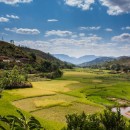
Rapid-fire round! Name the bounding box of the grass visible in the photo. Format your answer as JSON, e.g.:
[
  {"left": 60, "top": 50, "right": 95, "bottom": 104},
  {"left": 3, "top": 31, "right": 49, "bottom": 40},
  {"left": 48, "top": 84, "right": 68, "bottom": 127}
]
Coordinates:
[
  {"left": 34, "top": 99, "right": 72, "bottom": 108},
  {"left": 31, "top": 102, "right": 101, "bottom": 123},
  {"left": 7, "top": 80, "right": 79, "bottom": 98},
  {"left": 1, "top": 68, "right": 130, "bottom": 129}
]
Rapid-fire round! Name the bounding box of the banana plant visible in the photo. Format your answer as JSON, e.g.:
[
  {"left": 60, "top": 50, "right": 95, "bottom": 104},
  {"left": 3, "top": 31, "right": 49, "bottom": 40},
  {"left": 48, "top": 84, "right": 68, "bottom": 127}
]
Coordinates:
[{"left": 0, "top": 110, "right": 43, "bottom": 130}]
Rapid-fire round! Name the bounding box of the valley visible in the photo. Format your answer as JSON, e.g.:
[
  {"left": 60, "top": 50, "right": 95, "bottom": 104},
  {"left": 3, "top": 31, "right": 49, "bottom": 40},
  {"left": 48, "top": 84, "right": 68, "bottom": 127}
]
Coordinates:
[{"left": 1, "top": 68, "right": 130, "bottom": 129}]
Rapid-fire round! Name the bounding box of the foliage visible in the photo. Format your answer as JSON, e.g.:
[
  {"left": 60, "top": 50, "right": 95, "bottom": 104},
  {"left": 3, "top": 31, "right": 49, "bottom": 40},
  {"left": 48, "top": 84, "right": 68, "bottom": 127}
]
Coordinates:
[
  {"left": 64, "top": 109, "right": 129, "bottom": 130},
  {"left": 37, "top": 60, "right": 63, "bottom": 79},
  {"left": 0, "top": 88, "right": 3, "bottom": 98},
  {"left": 0, "top": 66, "right": 32, "bottom": 89},
  {"left": 65, "top": 112, "right": 101, "bottom": 130},
  {"left": 30, "top": 52, "right": 36, "bottom": 62},
  {"left": 0, "top": 41, "right": 74, "bottom": 71},
  {"left": 0, "top": 110, "right": 43, "bottom": 130},
  {"left": 100, "top": 108, "right": 126, "bottom": 130},
  {"left": 40, "top": 69, "right": 63, "bottom": 79}
]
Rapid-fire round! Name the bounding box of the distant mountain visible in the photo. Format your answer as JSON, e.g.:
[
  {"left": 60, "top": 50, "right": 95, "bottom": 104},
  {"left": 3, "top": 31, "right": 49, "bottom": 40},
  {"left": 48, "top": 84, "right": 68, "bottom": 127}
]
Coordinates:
[
  {"left": 53, "top": 54, "right": 99, "bottom": 64},
  {"left": 80, "top": 57, "right": 115, "bottom": 67},
  {"left": 108, "top": 56, "right": 130, "bottom": 66}
]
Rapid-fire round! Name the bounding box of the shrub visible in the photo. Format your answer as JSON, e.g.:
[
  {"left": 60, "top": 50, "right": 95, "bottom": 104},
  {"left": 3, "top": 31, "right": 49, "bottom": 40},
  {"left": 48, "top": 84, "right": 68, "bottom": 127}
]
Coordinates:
[
  {"left": 0, "top": 66, "right": 32, "bottom": 89},
  {"left": 40, "top": 69, "right": 63, "bottom": 79},
  {"left": 100, "top": 108, "right": 126, "bottom": 130},
  {"left": 64, "top": 109, "right": 129, "bottom": 130},
  {"left": 64, "top": 112, "right": 101, "bottom": 130}
]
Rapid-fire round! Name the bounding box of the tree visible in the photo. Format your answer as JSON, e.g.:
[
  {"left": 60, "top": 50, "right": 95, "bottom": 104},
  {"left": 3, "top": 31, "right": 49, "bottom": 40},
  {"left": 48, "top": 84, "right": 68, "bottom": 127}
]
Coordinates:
[
  {"left": 30, "top": 52, "right": 36, "bottom": 62},
  {"left": 0, "top": 66, "right": 32, "bottom": 89},
  {"left": 64, "top": 109, "right": 129, "bottom": 130},
  {"left": 65, "top": 112, "right": 101, "bottom": 130},
  {"left": 38, "top": 61, "right": 52, "bottom": 73},
  {"left": 100, "top": 108, "right": 126, "bottom": 130}
]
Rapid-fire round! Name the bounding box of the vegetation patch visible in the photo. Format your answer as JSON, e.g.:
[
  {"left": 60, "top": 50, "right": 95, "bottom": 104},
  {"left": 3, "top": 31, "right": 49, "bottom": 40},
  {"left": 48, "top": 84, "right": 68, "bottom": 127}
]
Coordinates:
[
  {"left": 0, "top": 66, "right": 32, "bottom": 89},
  {"left": 12, "top": 94, "right": 78, "bottom": 112},
  {"left": 31, "top": 103, "right": 101, "bottom": 123},
  {"left": 1, "top": 68, "right": 130, "bottom": 129},
  {"left": 8, "top": 88, "right": 56, "bottom": 98},
  {"left": 34, "top": 99, "right": 72, "bottom": 108}
]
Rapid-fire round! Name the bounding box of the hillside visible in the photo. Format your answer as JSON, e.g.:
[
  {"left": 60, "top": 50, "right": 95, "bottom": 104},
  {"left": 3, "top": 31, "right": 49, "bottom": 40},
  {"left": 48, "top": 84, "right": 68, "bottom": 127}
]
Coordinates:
[
  {"left": 80, "top": 56, "right": 130, "bottom": 72},
  {"left": 80, "top": 57, "right": 115, "bottom": 67},
  {"left": 105, "top": 56, "right": 130, "bottom": 69},
  {"left": 0, "top": 41, "right": 29, "bottom": 59},
  {"left": 0, "top": 41, "right": 70, "bottom": 69},
  {"left": 53, "top": 54, "right": 98, "bottom": 64},
  {"left": 113, "top": 56, "right": 130, "bottom": 66}
]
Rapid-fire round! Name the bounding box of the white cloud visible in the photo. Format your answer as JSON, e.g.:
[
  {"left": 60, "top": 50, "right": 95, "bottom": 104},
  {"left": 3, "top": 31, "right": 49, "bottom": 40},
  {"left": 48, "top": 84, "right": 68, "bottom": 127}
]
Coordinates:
[
  {"left": 0, "top": 17, "right": 9, "bottom": 22},
  {"left": 99, "top": 0, "right": 130, "bottom": 15},
  {"left": 79, "top": 26, "right": 101, "bottom": 30},
  {"left": 14, "top": 35, "right": 103, "bottom": 57},
  {"left": 105, "top": 28, "right": 113, "bottom": 32},
  {"left": 14, "top": 37, "right": 124, "bottom": 57},
  {"left": 45, "top": 30, "right": 73, "bottom": 37},
  {"left": 64, "top": 0, "right": 130, "bottom": 15},
  {"left": 5, "top": 27, "right": 40, "bottom": 35},
  {"left": 13, "top": 32, "right": 130, "bottom": 57},
  {"left": 6, "top": 14, "right": 19, "bottom": 19},
  {"left": 64, "top": 0, "right": 95, "bottom": 10},
  {"left": 47, "top": 19, "right": 58, "bottom": 22},
  {"left": 121, "top": 26, "right": 130, "bottom": 30},
  {"left": 79, "top": 33, "right": 85, "bottom": 37},
  {"left": 112, "top": 33, "right": 130, "bottom": 42},
  {"left": 0, "top": 0, "right": 32, "bottom": 5}
]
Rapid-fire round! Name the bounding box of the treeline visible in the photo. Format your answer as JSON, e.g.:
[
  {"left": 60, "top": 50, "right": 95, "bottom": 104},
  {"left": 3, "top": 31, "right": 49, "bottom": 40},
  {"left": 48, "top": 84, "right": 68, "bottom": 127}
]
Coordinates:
[
  {"left": 86, "top": 63, "right": 130, "bottom": 73},
  {"left": 0, "top": 60, "right": 72, "bottom": 79}
]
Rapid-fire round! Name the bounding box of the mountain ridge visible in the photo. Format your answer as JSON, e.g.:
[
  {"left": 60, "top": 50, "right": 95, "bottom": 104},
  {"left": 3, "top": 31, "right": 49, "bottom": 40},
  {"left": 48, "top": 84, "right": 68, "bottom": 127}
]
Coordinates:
[
  {"left": 80, "top": 57, "right": 115, "bottom": 67},
  {"left": 53, "top": 54, "right": 99, "bottom": 65}
]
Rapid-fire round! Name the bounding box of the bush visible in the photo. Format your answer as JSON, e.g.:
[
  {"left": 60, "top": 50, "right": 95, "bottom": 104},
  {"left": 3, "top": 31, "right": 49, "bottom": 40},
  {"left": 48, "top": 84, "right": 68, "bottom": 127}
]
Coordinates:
[
  {"left": 64, "top": 112, "right": 101, "bottom": 130},
  {"left": 40, "top": 69, "right": 63, "bottom": 79},
  {"left": 0, "top": 66, "right": 32, "bottom": 89},
  {"left": 64, "top": 109, "right": 129, "bottom": 130},
  {"left": 100, "top": 108, "right": 126, "bottom": 130}
]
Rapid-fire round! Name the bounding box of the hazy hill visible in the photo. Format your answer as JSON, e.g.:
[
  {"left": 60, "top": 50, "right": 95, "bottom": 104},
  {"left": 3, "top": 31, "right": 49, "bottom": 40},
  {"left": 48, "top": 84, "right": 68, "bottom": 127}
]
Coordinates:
[
  {"left": 107, "top": 56, "right": 130, "bottom": 66},
  {"left": 80, "top": 57, "right": 115, "bottom": 67},
  {"left": 53, "top": 54, "right": 98, "bottom": 64}
]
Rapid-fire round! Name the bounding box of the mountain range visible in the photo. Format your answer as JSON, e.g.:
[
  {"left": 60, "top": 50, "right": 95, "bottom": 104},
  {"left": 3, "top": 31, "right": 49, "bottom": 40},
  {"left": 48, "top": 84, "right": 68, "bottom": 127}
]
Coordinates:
[
  {"left": 53, "top": 54, "right": 99, "bottom": 65},
  {"left": 79, "top": 57, "right": 115, "bottom": 67}
]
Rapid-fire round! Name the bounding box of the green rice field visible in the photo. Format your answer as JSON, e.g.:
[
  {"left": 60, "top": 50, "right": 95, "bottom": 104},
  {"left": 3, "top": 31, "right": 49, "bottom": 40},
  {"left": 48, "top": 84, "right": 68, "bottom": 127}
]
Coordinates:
[{"left": 1, "top": 68, "right": 130, "bottom": 129}]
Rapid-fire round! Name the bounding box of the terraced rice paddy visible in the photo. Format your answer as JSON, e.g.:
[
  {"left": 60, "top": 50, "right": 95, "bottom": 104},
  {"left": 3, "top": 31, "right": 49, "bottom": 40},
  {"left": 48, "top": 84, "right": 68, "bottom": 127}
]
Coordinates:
[{"left": 1, "top": 69, "right": 130, "bottom": 129}]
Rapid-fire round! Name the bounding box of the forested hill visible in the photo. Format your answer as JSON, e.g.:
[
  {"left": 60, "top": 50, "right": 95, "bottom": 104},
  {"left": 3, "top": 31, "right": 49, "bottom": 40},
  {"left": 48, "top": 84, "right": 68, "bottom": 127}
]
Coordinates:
[
  {"left": 0, "top": 41, "right": 60, "bottom": 62},
  {"left": 80, "top": 55, "right": 130, "bottom": 72},
  {"left": 0, "top": 41, "right": 73, "bottom": 69},
  {"left": 112, "top": 56, "right": 130, "bottom": 66},
  {"left": 80, "top": 57, "right": 115, "bottom": 67}
]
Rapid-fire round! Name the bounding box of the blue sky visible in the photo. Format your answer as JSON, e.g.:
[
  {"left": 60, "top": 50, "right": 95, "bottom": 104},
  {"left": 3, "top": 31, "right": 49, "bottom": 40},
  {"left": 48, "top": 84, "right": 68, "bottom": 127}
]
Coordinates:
[{"left": 0, "top": 0, "right": 130, "bottom": 57}]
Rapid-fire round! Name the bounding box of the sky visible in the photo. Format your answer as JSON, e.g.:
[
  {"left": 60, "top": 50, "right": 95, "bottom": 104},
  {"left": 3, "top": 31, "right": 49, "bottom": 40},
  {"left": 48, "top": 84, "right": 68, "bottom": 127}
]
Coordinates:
[{"left": 0, "top": 0, "right": 130, "bottom": 57}]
